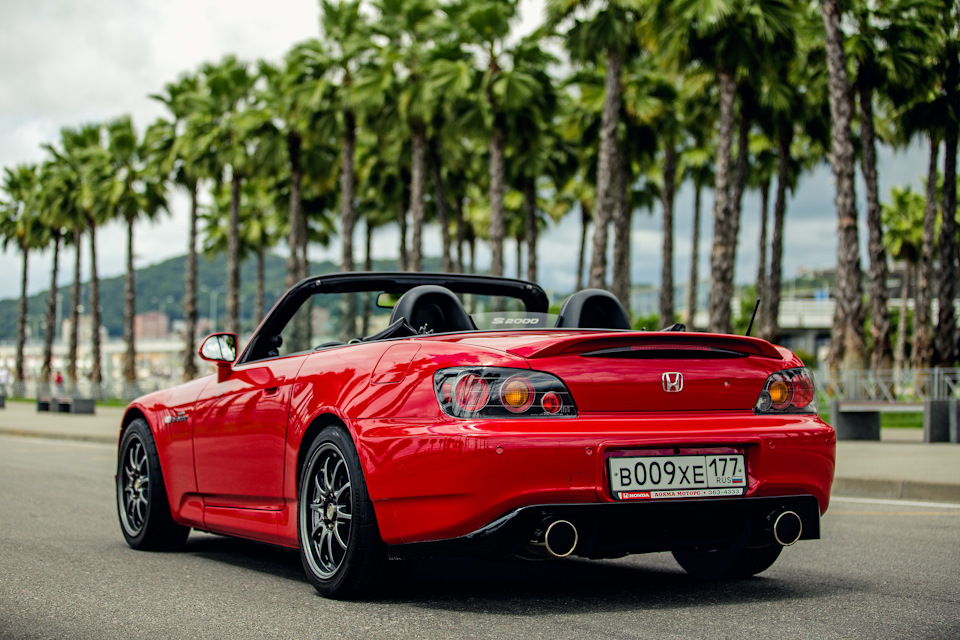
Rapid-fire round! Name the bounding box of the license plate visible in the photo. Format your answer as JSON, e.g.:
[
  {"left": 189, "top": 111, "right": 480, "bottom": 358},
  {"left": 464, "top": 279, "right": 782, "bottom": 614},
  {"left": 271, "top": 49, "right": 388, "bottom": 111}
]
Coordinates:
[{"left": 608, "top": 454, "right": 746, "bottom": 500}]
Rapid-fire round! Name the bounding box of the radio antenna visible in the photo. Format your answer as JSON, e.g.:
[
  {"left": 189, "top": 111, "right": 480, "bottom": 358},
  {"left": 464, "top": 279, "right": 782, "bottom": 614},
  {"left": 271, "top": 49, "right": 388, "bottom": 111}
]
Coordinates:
[{"left": 745, "top": 299, "right": 761, "bottom": 337}]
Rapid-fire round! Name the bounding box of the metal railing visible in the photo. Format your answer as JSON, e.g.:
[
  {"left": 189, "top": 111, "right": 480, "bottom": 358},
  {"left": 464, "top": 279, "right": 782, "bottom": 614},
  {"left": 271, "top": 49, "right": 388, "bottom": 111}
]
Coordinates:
[{"left": 813, "top": 368, "right": 960, "bottom": 403}]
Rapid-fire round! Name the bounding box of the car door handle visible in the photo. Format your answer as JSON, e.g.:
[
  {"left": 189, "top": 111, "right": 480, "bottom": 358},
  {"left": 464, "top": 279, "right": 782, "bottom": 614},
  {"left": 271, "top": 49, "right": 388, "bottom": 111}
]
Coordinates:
[{"left": 264, "top": 386, "right": 280, "bottom": 397}]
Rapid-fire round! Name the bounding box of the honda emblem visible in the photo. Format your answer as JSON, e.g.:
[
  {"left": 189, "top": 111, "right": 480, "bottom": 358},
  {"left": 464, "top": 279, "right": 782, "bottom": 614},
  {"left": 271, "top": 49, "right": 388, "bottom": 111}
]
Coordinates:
[{"left": 661, "top": 372, "right": 683, "bottom": 393}]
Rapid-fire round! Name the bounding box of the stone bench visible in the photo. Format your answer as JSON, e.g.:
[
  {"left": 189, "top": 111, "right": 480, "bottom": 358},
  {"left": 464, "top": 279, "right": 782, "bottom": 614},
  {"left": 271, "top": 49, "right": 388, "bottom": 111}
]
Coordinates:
[
  {"left": 36, "top": 396, "right": 96, "bottom": 414},
  {"left": 830, "top": 400, "right": 958, "bottom": 442}
]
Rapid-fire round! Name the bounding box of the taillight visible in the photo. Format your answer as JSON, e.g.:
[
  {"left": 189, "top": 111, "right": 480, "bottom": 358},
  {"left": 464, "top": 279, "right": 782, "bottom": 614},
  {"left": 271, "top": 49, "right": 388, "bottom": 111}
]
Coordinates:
[
  {"left": 434, "top": 367, "right": 577, "bottom": 418},
  {"left": 754, "top": 367, "right": 818, "bottom": 414}
]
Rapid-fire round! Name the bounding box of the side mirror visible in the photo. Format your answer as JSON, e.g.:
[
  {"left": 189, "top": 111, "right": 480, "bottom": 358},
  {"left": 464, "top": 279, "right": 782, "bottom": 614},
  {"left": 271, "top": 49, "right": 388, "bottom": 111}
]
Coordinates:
[{"left": 199, "top": 333, "right": 238, "bottom": 382}]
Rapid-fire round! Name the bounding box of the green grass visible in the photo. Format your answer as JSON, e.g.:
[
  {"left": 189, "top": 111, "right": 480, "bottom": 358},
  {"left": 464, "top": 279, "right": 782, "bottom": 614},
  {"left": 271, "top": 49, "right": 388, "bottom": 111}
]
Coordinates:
[{"left": 820, "top": 410, "right": 923, "bottom": 429}]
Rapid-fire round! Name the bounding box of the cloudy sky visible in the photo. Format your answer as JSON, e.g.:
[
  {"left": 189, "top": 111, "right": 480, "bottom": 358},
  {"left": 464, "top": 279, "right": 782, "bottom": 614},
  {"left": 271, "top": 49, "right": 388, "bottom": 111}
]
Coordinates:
[{"left": 0, "top": 0, "right": 928, "bottom": 304}]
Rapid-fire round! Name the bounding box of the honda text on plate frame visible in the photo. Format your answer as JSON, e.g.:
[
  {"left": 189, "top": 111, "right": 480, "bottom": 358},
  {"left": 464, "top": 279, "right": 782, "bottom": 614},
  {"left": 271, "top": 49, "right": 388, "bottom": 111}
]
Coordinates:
[{"left": 115, "top": 272, "right": 834, "bottom": 598}]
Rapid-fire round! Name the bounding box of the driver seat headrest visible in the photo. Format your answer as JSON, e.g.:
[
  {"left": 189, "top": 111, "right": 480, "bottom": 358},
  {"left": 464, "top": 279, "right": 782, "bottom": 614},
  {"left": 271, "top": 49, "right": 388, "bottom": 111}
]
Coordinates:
[
  {"left": 555, "top": 288, "right": 631, "bottom": 330},
  {"left": 389, "top": 285, "right": 474, "bottom": 335}
]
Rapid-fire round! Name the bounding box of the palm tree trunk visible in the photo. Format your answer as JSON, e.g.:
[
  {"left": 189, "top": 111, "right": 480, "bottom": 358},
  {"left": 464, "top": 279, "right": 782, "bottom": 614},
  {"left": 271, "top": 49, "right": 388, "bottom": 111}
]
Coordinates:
[
  {"left": 255, "top": 245, "right": 265, "bottom": 325},
  {"left": 659, "top": 141, "right": 678, "bottom": 325},
  {"left": 362, "top": 220, "right": 374, "bottom": 335},
  {"left": 936, "top": 48, "right": 959, "bottom": 365},
  {"left": 859, "top": 79, "right": 892, "bottom": 370},
  {"left": 15, "top": 247, "right": 28, "bottom": 393},
  {"left": 428, "top": 135, "right": 452, "bottom": 273},
  {"left": 398, "top": 185, "right": 409, "bottom": 271},
  {"left": 341, "top": 109, "right": 357, "bottom": 273},
  {"left": 576, "top": 204, "right": 590, "bottom": 292},
  {"left": 226, "top": 170, "right": 242, "bottom": 336},
  {"left": 41, "top": 233, "right": 61, "bottom": 392},
  {"left": 489, "top": 119, "right": 506, "bottom": 278},
  {"left": 410, "top": 125, "right": 426, "bottom": 272},
  {"left": 516, "top": 237, "right": 523, "bottom": 279},
  {"left": 822, "top": 0, "right": 867, "bottom": 371},
  {"left": 765, "top": 128, "right": 792, "bottom": 345},
  {"left": 286, "top": 131, "right": 304, "bottom": 289},
  {"left": 708, "top": 69, "right": 737, "bottom": 333},
  {"left": 914, "top": 136, "right": 940, "bottom": 368},
  {"left": 894, "top": 261, "right": 911, "bottom": 376},
  {"left": 182, "top": 182, "right": 199, "bottom": 381},
  {"left": 67, "top": 230, "right": 81, "bottom": 392},
  {"left": 589, "top": 51, "right": 623, "bottom": 290},
  {"left": 123, "top": 218, "right": 137, "bottom": 388},
  {"left": 524, "top": 177, "right": 538, "bottom": 282},
  {"left": 686, "top": 185, "right": 701, "bottom": 328},
  {"left": 454, "top": 195, "right": 465, "bottom": 273},
  {"left": 612, "top": 148, "right": 631, "bottom": 314},
  {"left": 89, "top": 223, "right": 103, "bottom": 395},
  {"left": 756, "top": 179, "right": 770, "bottom": 338}
]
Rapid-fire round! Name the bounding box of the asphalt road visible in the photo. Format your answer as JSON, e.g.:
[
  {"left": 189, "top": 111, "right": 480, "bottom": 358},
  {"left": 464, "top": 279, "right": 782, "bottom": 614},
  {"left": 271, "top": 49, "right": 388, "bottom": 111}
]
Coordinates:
[{"left": 1, "top": 434, "right": 958, "bottom": 640}]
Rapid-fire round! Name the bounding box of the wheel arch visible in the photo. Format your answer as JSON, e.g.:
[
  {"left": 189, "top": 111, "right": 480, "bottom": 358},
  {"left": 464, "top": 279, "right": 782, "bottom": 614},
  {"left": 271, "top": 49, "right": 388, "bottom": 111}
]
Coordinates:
[
  {"left": 296, "top": 412, "right": 351, "bottom": 498},
  {"left": 119, "top": 407, "right": 150, "bottom": 446}
]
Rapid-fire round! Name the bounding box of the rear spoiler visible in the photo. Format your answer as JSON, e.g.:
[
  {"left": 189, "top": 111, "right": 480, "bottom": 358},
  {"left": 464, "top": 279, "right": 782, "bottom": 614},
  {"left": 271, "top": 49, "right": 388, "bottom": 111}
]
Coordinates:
[{"left": 505, "top": 331, "right": 784, "bottom": 360}]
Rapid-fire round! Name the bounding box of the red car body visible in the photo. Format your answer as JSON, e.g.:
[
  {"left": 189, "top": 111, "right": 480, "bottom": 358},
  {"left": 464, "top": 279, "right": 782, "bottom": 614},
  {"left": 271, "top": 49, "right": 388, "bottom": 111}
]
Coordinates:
[{"left": 118, "top": 273, "right": 835, "bottom": 596}]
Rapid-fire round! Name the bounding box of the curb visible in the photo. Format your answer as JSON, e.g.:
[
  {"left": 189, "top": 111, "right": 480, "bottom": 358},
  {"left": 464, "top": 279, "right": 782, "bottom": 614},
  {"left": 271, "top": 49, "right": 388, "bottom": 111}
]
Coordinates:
[
  {"left": 4, "top": 427, "right": 960, "bottom": 505},
  {"left": 832, "top": 477, "right": 960, "bottom": 504},
  {"left": 0, "top": 429, "right": 116, "bottom": 445}
]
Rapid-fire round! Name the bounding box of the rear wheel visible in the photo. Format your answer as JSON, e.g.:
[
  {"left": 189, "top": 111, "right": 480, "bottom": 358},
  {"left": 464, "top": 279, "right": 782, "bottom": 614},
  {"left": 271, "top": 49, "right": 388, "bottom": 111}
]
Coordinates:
[
  {"left": 673, "top": 544, "right": 782, "bottom": 579},
  {"left": 116, "top": 419, "right": 190, "bottom": 551},
  {"left": 298, "top": 426, "right": 384, "bottom": 598}
]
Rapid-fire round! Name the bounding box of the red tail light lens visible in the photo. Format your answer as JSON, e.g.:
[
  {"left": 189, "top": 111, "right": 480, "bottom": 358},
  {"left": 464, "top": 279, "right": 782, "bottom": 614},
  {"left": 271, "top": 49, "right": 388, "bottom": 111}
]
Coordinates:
[
  {"left": 755, "top": 367, "right": 818, "bottom": 414},
  {"left": 453, "top": 374, "right": 491, "bottom": 413}
]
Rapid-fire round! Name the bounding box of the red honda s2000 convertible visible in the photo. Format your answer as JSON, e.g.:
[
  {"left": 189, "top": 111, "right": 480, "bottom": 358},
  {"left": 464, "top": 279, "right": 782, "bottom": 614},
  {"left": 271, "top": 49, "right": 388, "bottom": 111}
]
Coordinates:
[{"left": 117, "top": 272, "right": 835, "bottom": 598}]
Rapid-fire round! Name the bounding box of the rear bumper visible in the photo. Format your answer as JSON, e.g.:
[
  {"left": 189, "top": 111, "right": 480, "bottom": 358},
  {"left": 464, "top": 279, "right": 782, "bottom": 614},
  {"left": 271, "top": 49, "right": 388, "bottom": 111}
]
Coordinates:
[
  {"left": 356, "top": 413, "right": 835, "bottom": 545},
  {"left": 390, "top": 495, "right": 821, "bottom": 559}
]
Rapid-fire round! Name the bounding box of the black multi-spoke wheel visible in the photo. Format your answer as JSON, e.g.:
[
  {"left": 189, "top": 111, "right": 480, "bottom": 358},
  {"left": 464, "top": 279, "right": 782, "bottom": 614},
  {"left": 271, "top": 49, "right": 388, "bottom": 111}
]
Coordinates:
[
  {"left": 116, "top": 419, "right": 189, "bottom": 551},
  {"left": 298, "top": 426, "right": 384, "bottom": 598}
]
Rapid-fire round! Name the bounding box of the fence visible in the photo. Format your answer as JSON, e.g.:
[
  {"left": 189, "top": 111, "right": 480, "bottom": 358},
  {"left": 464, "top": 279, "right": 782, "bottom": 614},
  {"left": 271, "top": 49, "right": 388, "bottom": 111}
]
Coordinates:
[{"left": 813, "top": 368, "right": 960, "bottom": 403}]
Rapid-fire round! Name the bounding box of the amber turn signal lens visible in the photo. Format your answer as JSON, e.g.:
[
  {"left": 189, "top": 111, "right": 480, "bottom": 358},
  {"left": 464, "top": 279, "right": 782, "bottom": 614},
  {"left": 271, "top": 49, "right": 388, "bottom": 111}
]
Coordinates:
[
  {"left": 769, "top": 379, "right": 791, "bottom": 408},
  {"left": 500, "top": 376, "right": 535, "bottom": 413}
]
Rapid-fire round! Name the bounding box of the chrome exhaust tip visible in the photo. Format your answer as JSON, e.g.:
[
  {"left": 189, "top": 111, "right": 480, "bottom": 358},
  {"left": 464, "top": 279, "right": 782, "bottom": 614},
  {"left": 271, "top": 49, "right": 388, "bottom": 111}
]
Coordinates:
[
  {"left": 771, "top": 510, "right": 802, "bottom": 546},
  {"left": 543, "top": 519, "right": 578, "bottom": 558}
]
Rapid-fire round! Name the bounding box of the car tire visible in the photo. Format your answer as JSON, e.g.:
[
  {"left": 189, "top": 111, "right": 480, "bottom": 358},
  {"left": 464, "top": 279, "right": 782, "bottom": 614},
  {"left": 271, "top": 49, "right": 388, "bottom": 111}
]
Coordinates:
[
  {"left": 672, "top": 544, "right": 782, "bottom": 580},
  {"left": 297, "top": 425, "right": 385, "bottom": 599},
  {"left": 116, "top": 418, "right": 190, "bottom": 551}
]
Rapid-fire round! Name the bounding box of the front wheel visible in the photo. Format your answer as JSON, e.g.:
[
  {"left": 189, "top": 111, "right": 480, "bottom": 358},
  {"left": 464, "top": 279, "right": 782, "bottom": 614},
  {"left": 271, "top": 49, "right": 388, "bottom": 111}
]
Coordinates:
[
  {"left": 116, "top": 419, "right": 190, "bottom": 551},
  {"left": 298, "top": 426, "right": 384, "bottom": 598}
]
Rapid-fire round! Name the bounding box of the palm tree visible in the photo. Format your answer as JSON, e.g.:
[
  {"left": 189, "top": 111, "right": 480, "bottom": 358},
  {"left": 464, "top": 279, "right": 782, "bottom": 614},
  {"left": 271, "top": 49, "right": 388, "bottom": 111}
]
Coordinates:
[
  {"left": 934, "top": 4, "right": 960, "bottom": 365},
  {"left": 46, "top": 124, "right": 111, "bottom": 395},
  {"left": 821, "top": 0, "right": 868, "bottom": 370},
  {"left": 883, "top": 185, "right": 925, "bottom": 374},
  {"left": 441, "top": 0, "right": 525, "bottom": 279},
  {"left": 37, "top": 162, "right": 70, "bottom": 393},
  {"left": 149, "top": 72, "right": 214, "bottom": 381},
  {"left": 193, "top": 56, "right": 260, "bottom": 336},
  {"left": 549, "top": 0, "right": 644, "bottom": 290},
  {"left": 320, "top": 0, "right": 371, "bottom": 279},
  {"left": 259, "top": 39, "right": 336, "bottom": 288},
  {"left": 849, "top": 0, "right": 936, "bottom": 368},
  {"left": 106, "top": 116, "right": 169, "bottom": 397},
  {"left": 0, "top": 164, "right": 44, "bottom": 397},
  {"left": 663, "top": 0, "right": 799, "bottom": 334}
]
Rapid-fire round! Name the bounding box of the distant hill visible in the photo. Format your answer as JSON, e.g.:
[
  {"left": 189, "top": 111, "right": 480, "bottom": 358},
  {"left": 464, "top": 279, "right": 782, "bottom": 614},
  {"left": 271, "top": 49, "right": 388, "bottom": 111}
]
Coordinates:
[{"left": 0, "top": 253, "right": 436, "bottom": 342}]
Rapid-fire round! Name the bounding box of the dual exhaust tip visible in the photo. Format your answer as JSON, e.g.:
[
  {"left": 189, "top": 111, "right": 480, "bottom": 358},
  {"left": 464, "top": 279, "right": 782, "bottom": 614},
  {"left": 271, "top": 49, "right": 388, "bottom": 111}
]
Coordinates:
[{"left": 527, "top": 509, "right": 800, "bottom": 559}]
